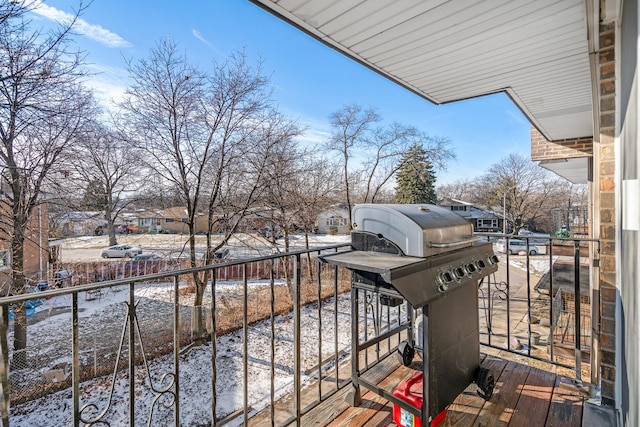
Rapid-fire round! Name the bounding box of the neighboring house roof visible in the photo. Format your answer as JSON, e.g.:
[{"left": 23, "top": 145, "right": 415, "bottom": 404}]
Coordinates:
[
  {"left": 318, "top": 204, "right": 349, "bottom": 217},
  {"left": 135, "top": 207, "right": 205, "bottom": 220},
  {"left": 437, "top": 199, "right": 501, "bottom": 220},
  {"left": 58, "top": 211, "right": 103, "bottom": 222},
  {"left": 162, "top": 206, "right": 189, "bottom": 219}
]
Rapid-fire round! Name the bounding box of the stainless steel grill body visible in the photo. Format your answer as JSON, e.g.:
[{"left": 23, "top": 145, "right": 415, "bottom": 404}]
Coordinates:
[{"left": 320, "top": 203, "right": 497, "bottom": 422}]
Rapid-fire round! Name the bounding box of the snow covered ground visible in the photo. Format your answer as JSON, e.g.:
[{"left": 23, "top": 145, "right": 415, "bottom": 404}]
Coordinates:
[{"left": 7, "top": 276, "right": 392, "bottom": 426}]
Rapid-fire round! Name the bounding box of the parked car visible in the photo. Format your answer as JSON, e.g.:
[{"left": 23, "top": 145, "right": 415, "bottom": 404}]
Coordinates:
[
  {"left": 517, "top": 228, "right": 533, "bottom": 236},
  {"left": 101, "top": 244, "right": 142, "bottom": 258},
  {"left": 258, "top": 227, "right": 283, "bottom": 239},
  {"left": 496, "top": 239, "right": 539, "bottom": 255},
  {"left": 131, "top": 253, "right": 160, "bottom": 261}
]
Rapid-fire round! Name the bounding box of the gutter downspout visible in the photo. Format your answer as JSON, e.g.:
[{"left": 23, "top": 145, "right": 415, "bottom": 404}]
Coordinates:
[{"left": 585, "top": 0, "right": 602, "bottom": 393}]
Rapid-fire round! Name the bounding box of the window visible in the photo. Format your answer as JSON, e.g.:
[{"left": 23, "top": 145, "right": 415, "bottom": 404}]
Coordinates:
[
  {"left": 181, "top": 218, "right": 189, "bottom": 224},
  {"left": 450, "top": 206, "right": 467, "bottom": 211},
  {"left": 140, "top": 218, "right": 153, "bottom": 227},
  {"left": 165, "top": 218, "right": 175, "bottom": 223},
  {"left": 477, "top": 219, "right": 498, "bottom": 229},
  {"left": 326, "top": 216, "right": 347, "bottom": 227},
  {"left": 0, "top": 250, "right": 10, "bottom": 270}
]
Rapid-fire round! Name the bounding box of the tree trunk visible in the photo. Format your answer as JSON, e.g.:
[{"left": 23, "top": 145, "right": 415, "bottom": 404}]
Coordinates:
[
  {"left": 11, "top": 306, "right": 27, "bottom": 368},
  {"left": 11, "top": 221, "right": 28, "bottom": 367},
  {"left": 189, "top": 225, "right": 208, "bottom": 344},
  {"left": 104, "top": 202, "right": 118, "bottom": 246}
]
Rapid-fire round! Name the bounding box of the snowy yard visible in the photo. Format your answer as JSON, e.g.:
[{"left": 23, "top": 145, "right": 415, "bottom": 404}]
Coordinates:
[{"left": 6, "top": 277, "right": 393, "bottom": 426}]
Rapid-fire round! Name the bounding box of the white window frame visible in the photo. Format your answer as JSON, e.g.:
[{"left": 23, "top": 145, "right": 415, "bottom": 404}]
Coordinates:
[
  {"left": 326, "top": 216, "right": 347, "bottom": 227},
  {"left": 0, "top": 250, "right": 10, "bottom": 270}
]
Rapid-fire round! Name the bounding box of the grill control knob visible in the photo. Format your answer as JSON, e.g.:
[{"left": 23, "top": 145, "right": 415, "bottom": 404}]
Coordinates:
[
  {"left": 453, "top": 267, "right": 466, "bottom": 279},
  {"left": 438, "top": 281, "right": 448, "bottom": 293},
  {"left": 441, "top": 271, "right": 454, "bottom": 283},
  {"left": 476, "top": 259, "right": 486, "bottom": 270},
  {"left": 488, "top": 255, "right": 499, "bottom": 265},
  {"left": 437, "top": 271, "right": 453, "bottom": 292},
  {"left": 466, "top": 263, "right": 477, "bottom": 274}
]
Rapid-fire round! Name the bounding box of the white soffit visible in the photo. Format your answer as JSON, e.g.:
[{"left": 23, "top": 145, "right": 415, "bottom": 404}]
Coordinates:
[
  {"left": 250, "top": 0, "right": 594, "bottom": 141},
  {"left": 539, "top": 157, "right": 590, "bottom": 184}
]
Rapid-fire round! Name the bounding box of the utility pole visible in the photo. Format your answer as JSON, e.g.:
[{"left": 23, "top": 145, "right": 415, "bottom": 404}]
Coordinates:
[{"left": 502, "top": 192, "right": 507, "bottom": 234}]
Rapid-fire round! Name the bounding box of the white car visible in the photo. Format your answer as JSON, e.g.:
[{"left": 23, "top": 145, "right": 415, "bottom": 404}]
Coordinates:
[
  {"left": 101, "top": 244, "right": 142, "bottom": 258},
  {"left": 496, "top": 239, "right": 539, "bottom": 255}
]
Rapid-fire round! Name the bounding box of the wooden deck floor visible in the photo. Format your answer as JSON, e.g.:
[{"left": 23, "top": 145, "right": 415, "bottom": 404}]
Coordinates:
[{"left": 301, "top": 353, "right": 588, "bottom": 427}]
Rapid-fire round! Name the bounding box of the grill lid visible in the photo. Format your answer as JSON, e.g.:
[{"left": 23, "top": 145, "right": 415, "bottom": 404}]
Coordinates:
[{"left": 352, "top": 204, "right": 478, "bottom": 257}]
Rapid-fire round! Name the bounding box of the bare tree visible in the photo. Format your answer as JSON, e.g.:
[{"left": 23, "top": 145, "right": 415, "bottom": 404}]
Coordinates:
[
  {"left": 120, "top": 39, "right": 300, "bottom": 338},
  {"left": 0, "top": 1, "right": 95, "bottom": 363},
  {"left": 328, "top": 104, "right": 455, "bottom": 226},
  {"left": 478, "top": 153, "right": 556, "bottom": 232},
  {"left": 362, "top": 128, "right": 454, "bottom": 203},
  {"left": 0, "top": 0, "right": 30, "bottom": 27},
  {"left": 436, "top": 178, "right": 480, "bottom": 203},
  {"left": 327, "top": 104, "right": 379, "bottom": 227},
  {"left": 70, "top": 122, "right": 143, "bottom": 245},
  {"left": 537, "top": 181, "right": 588, "bottom": 234}
]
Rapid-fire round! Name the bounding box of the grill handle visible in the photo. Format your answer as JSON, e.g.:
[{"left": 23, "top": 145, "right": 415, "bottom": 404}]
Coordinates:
[{"left": 428, "top": 236, "right": 481, "bottom": 248}]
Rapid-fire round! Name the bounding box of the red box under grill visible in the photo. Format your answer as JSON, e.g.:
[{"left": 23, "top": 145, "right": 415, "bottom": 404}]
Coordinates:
[{"left": 393, "top": 371, "right": 446, "bottom": 427}]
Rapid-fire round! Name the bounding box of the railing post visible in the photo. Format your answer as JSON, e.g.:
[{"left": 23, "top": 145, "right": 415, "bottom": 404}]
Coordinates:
[
  {"left": 548, "top": 241, "right": 554, "bottom": 361},
  {"left": 243, "top": 263, "right": 249, "bottom": 426},
  {"left": 269, "top": 259, "right": 276, "bottom": 426},
  {"left": 210, "top": 271, "right": 218, "bottom": 427},
  {"left": 317, "top": 257, "right": 322, "bottom": 401},
  {"left": 72, "top": 293, "right": 80, "bottom": 427},
  {"left": 173, "top": 275, "right": 180, "bottom": 427},
  {"left": 128, "top": 283, "right": 135, "bottom": 425},
  {"left": 590, "top": 241, "right": 601, "bottom": 391},
  {"left": 333, "top": 265, "right": 339, "bottom": 389},
  {"left": 525, "top": 239, "right": 532, "bottom": 356},
  {"left": 573, "top": 240, "right": 582, "bottom": 383},
  {"left": 0, "top": 306, "right": 10, "bottom": 427},
  {"left": 293, "top": 254, "right": 301, "bottom": 425}
]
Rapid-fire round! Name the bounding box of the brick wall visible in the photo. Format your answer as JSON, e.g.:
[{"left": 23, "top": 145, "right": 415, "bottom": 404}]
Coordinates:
[
  {"left": 597, "top": 20, "right": 616, "bottom": 407},
  {"left": 530, "top": 127, "right": 593, "bottom": 161}
]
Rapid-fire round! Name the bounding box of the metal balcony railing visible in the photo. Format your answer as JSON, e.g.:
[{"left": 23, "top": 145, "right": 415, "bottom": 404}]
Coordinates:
[
  {"left": 475, "top": 233, "right": 600, "bottom": 386},
  {"left": 0, "top": 235, "right": 600, "bottom": 426}
]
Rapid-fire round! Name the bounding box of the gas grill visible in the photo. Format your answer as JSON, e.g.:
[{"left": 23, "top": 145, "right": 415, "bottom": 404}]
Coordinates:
[{"left": 320, "top": 204, "right": 498, "bottom": 424}]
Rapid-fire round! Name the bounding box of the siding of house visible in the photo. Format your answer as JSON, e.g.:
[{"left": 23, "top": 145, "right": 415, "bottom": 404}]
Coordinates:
[
  {"left": 438, "top": 199, "right": 503, "bottom": 232},
  {"left": 317, "top": 208, "right": 350, "bottom": 234},
  {"left": 138, "top": 207, "right": 211, "bottom": 234},
  {"left": 0, "top": 202, "right": 49, "bottom": 293}
]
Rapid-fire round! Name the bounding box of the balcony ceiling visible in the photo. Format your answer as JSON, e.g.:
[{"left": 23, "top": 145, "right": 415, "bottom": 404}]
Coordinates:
[{"left": 250, "top": 0, "right": 594, "bottom": 142}]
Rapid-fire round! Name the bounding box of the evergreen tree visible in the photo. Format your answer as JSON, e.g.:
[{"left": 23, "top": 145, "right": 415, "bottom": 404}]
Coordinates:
[
  {"left": 395, "top": 143, "right": 437, "bottom": 204},
  {"left": 81, "top": 179, "right": 108, "bottom": 211}
]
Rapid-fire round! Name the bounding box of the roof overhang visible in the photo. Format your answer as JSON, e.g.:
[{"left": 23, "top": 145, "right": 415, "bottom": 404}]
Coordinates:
[
  {"left": 250, "top": 0, "right": 596, "bottom": 142},
  {"left": 539, "top": 157, "right": 591, "bottom": 184}
]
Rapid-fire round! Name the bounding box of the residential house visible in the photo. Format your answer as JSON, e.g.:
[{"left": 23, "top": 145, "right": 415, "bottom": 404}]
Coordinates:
[
  {"left": 55, "top": 211, "right": 106, "bottom": 237},
  {"left": 0, "top": 202, "right": 49, "bottom": 295},
  {"left": 137, "top": 207, "right": 210, "bottom": 234},
  {"left": 251, "top": 1, "right": 637, "bottom": 424},
  {"left": 317, "top": 204, "right": 350, "bottom": 234},
  {"left": 438, "top": 198, "right": 504, "bottom": 233}
]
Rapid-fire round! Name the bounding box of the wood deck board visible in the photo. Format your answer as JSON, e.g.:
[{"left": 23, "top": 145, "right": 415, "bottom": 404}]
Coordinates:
[
  {"left": 441, "top": 355, "right": 508, "bottom": 426},
  {"left": 298, "top": 354, "right": 401, "bottom": 426},
  {"left": 545, "top": 376, "right": 586, "bottom": 427},
  {"left": 476, "top": 360, "right": 531, "bottom": 426},
  {"left": 509, "top": 367, "right": 557, "bottom": 427},
  {"left": 254, "top": 353, "right": 586, "bottom": 427},
  {"left": 329, "top": 362, "right": 413, "bottom": 426}
]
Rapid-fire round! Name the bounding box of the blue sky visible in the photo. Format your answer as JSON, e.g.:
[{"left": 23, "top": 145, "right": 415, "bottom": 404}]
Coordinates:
[{"left": 30, "top": 0, "right": 532, "bottom": 185}]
